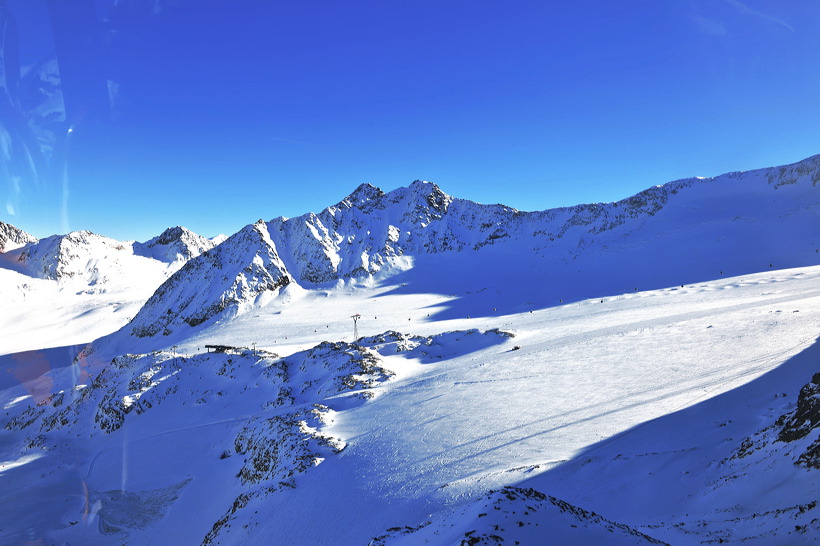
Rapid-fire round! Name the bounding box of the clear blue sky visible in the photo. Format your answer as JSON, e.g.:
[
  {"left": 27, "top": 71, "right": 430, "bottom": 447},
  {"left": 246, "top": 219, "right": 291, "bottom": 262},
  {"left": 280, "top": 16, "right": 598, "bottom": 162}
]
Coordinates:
[{"left": 4, "top": 0, "right": 820, "bottom": 241}]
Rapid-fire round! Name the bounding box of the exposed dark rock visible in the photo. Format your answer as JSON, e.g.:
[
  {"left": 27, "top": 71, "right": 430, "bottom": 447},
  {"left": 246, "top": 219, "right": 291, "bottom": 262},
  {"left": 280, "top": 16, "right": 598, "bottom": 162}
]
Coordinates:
[
  {"left": 777, "top": 372, "right": 820, "bottom": 443},
  {"left": 0, "top": 221, "right": 37, "bottom": 253},
  {"left": 370, "top": 486, "right": 668, "bottom": 545}
]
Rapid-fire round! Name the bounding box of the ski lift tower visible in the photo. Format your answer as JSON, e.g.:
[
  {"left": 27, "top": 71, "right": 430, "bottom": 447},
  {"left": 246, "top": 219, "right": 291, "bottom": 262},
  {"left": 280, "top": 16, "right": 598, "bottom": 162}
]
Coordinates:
[{"left": 351, "top": 313, "right": 362, "bottom": 347}]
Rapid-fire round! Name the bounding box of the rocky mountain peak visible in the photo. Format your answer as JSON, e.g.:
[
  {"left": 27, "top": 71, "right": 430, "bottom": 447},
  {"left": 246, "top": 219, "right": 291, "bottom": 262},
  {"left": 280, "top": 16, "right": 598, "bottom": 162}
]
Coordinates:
[
  {"left": 15, "top": 230, "right": 129, "bottom": 281},
  {"left": 341, "top": 183, "right": 385, "bottom": 207},
  {"left": 152, "top": 226, "right": 194, "bottom": 245},
  {"left": 128, "top": 219, "right": 291, "bottom": 338},
  {"left": 403, "top": 179, "right": 452, "bottom": 217},
  {"left": 408, "top": 179, "right": 439, "bottom": 192},
  {"left": 0, "top": 221, "right": 38, "bottom": 253},
  {"left": 134, "top": 225, "right": 219, "bottom": 263}
]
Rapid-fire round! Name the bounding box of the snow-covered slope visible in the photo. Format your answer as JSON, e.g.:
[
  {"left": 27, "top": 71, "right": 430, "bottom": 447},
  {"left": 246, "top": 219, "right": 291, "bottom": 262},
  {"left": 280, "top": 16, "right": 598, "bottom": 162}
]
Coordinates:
[
  {"left": 0, "top": 220, "right": 37, "bottom": 253},
  {"left": 127, "top": 221, "right": 291, "bottom": 339},
  {"left": 12, "top": 230, "right": 147, "bottom": 283},
  {"left": 0, "top": 328, "right": 510, "bottom": 544},
  {"left": 1, "top": 154, "right": 819, "bottom": 545},
  {"left": 8, "top": 226, "right": 219, "bottom": 283},
  {"left": 0, "top": 225, "right": 217, "bottom": 356},
  {"left": 374, "top": 338, "right": 820, "bottom": 544},
  {"left": 2, "top": 264, "right": 813, "bottom": 545},
  {"left": 507, "top": 336, "right": 820, "bottom": 545}
]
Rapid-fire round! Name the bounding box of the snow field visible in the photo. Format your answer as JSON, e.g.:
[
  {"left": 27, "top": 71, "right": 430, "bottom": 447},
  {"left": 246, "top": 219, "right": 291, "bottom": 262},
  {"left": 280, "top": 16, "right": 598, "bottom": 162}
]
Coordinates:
[{"left": 112, "top": 265, "right": 817, "bottom": 544}]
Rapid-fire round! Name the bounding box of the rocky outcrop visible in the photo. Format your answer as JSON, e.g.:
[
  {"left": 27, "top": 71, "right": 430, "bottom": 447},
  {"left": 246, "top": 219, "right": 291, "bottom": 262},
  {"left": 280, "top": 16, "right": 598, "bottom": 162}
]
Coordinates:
[
  {"left": 370, "top": 486, "right": 668, "bottom": 545},
  {"left": 778, "top": 373, "right": 820, "bottom": 443},
  {"left": 0, "top": 221, "right": 37, "bottom": 253},
  {"left": 777, "top": 372, "right": 820, "bottom": 469},
  {"left": 0, "top": 332, "right": 413, "bottom": 542},
  {"left": 133, "top": 225, "right": 221, "bottom": 263},
  {"left": 726, "top": 372, "right": 820, "bottom": 471}
]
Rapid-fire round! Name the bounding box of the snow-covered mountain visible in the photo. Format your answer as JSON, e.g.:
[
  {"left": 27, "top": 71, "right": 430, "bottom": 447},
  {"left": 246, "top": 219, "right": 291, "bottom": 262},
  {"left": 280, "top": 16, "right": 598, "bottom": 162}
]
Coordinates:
[
  {"left": 267, "top": 155, "right": 818, "bottom": 285},
  {"left": 6, "top": 226, "right": 219, "bottom": 283},
  {"left": 0, "top": 154, "right": 819, "bottom": 545},
  {"left": 0, "top": 225, "right": 221, "bottom": 355},
  {"left": 13, "top": 230, "right": 145, "bottom": 283},
  {"left": 129, "top": 221, "right": 291, "bottom": 338},
  {"left": 132, "top": 225, "right": 224, "bottom": 263},
  {"left": 114, "top": 154, "right": 820, "bottom": 347},
  {"left": 0, "top": 220, "right": 37, "bottom": 253}
]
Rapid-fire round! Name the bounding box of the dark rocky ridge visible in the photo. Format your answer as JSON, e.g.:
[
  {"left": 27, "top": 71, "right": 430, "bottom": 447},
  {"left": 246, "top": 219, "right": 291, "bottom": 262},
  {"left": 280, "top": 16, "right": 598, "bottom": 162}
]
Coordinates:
[
  {"left": 778, "top": 372, "right": 820, "bottom": 469},
  {"left": 0, "top": 220, "right": 37, "bottom": 253}
]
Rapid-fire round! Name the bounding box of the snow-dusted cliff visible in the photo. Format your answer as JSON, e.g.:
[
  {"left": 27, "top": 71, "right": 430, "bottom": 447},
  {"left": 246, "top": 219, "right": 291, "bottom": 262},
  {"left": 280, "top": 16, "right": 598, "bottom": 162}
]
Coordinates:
[
  {"left": 129, "top": 221, "right": 290, "bottom": 337},
  {"left": 0, "top": 220, "right": 37, "bottom": 253}
]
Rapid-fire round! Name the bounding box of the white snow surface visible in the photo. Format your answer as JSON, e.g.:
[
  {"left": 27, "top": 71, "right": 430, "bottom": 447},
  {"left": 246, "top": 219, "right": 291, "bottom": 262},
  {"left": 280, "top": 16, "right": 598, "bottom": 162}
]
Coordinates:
[
  {"left": 0, "top": 225, "right": 218, "bottom": 356},
  {"left": 0, "top": 154, "right": 819, "bottom": 544}
]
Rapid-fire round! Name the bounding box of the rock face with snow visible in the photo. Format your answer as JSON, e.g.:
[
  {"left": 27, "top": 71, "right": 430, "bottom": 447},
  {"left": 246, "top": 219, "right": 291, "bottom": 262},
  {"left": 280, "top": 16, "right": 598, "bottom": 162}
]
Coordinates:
[
  {"left": 15, "top": 230, "right": 136, "bottom": 282},
  {"left": 4, "top": 336, "right": 396, "bottom": 446},
  {"left": 5, "top": 225, "right": 217, "bottom": 286},
  {"left": 116, "top": 155, "right": 820, "bottom": 342},
  {"left": 129, "top": 221, "right": 291, "bottom": 337},
  {"left": 263, "top": 154, "right": 819, "bottom": 285},
  {"left": 0, "top": 221, "right": 37, "bottom": 253},
  {"left": 727, "top": 372, "right": 820, "bottom": 472},
  {"left": 2, "top": 343, "right": 353, "bottom": 540},
  {"left": 2, "top": 327, "right": 508, "bottom": 543},
  {"left": 133, "top": 226, "right": 221, "bottom": 263},
  {"left": 776, "top": 373, "right": 820, "bottom": 469},
  {"left": 777, "top": 373, "right": 820, "bottom": 446},
  {"left": 371, "top": 486, "right": 668, "bottom": 545},
  {"left": 266, "top": 181, "right": 457, "bottom": 282}
]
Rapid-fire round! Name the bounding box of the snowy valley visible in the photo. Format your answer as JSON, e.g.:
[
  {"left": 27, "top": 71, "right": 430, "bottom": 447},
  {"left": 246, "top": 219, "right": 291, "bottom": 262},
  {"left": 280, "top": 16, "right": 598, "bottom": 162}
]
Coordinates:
[{"left": 0, "top": 155, "right": 819, "bottom": 544}]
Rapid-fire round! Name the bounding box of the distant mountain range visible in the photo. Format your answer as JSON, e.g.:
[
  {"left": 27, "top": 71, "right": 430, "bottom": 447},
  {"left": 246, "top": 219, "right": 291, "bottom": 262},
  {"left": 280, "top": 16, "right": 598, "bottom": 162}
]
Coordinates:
[{"left": 3, "top": 154, "right": 819, "bottom": 342}]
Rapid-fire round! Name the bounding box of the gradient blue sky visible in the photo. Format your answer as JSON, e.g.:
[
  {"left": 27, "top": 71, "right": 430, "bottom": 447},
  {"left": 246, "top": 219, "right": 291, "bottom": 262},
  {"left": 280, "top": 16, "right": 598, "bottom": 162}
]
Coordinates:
[{"left": 5, "top": 0, "right": 820, "bottom": 241}]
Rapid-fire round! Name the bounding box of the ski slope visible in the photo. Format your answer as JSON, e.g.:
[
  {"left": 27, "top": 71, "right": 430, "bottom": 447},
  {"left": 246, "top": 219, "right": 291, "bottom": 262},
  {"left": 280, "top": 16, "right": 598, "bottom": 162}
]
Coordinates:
[
  {"left": 0, "top": 155, "right": 818, "bottom": 543},
  {"left": 1, "top": 264, "right": 817, "bottom": 544}
]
